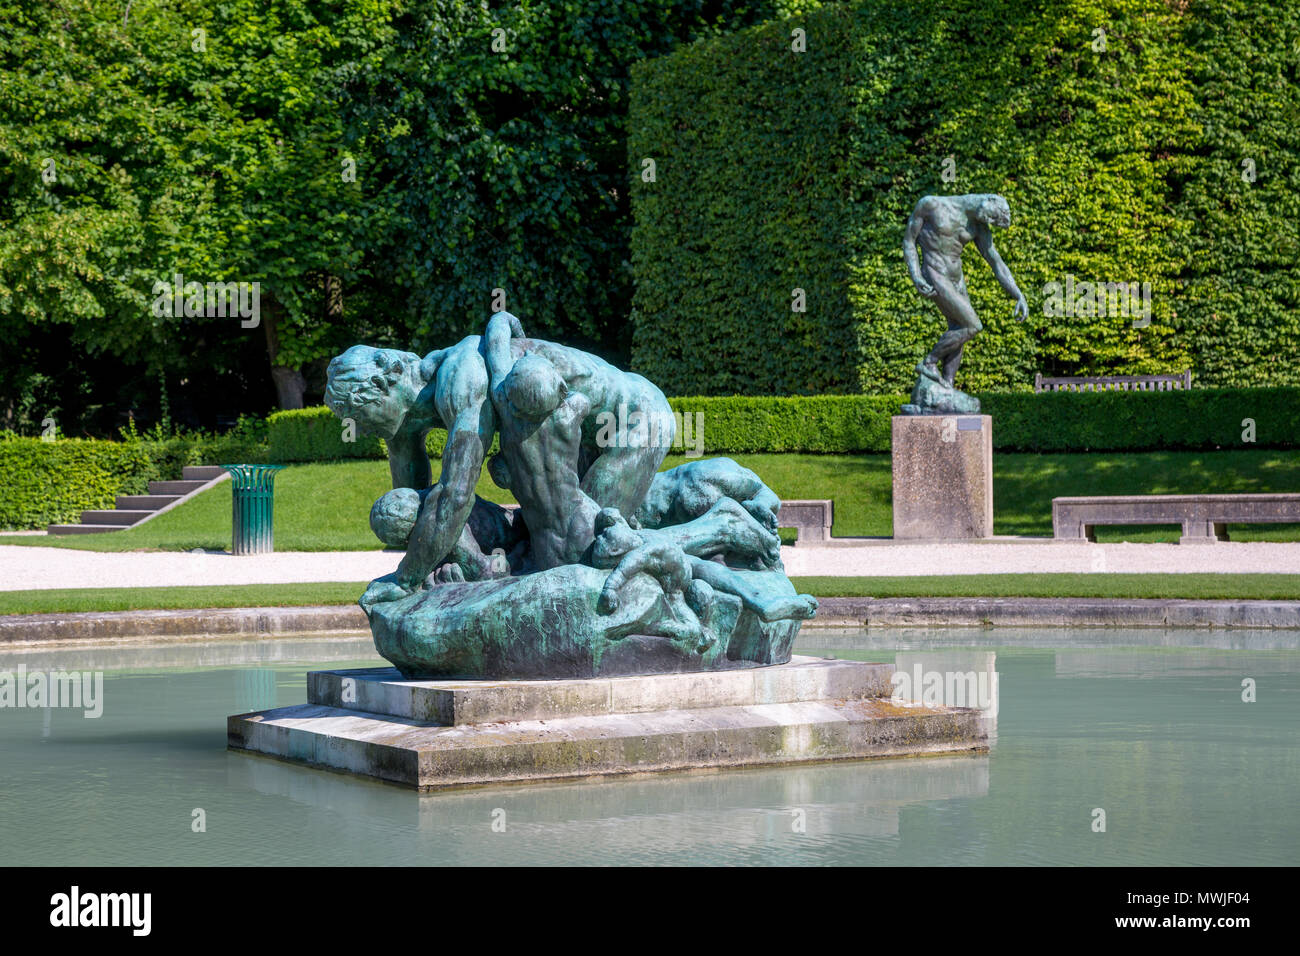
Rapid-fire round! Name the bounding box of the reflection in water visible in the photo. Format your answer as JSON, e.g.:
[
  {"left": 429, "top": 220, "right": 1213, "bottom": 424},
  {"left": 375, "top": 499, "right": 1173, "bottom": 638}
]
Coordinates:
[
  {"left": 0, "top": 629, "right": 1296, "bottom": 865},
  {"left": 891, "top": 650, "right": 999, "bottom": 741},
  {"left": 228, "top": 751, "right": 990, "bottom": 864},
  {"left": 805, "top": 625, "right": 1300, "bottom": 652},
  {"left": 1053, "top": 648, "right": 1300, "bottom": 679},
  {"left": 233, "top": 669, "right": 278, "bottom": 714}
]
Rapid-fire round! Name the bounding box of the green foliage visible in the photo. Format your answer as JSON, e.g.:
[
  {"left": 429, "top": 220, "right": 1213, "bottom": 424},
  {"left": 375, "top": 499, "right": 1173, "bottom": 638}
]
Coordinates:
[
  {"left": 0, "top": 0, "right": 404, "bottom": 411},
  {"left": 267, "top": 407, "right": 386, "bottom": 462},
  {"left": 1172, "top": 0, "right": 1300, "bottom": 387},
  {"left": 980, "top": 388, "right": 1299, "bottom": 451},
  {"left": 0, "top": 437, "right": 155, "bottom": 529},
  {"left": 349, "top": 0, "right": 792, "bottom": 360},
  {"left": 629, "top": 10, "right": 860, "bottom": 394},
  {"left": 669, "top": 395, "right": 898, "bottom": 452},
  {"left": 0, "top": 1, "right": 803, "bottom": 419},
  {"left": 630, "top": 0, "right": 1296, "bottom": 394},
  {"left": 0, "top": 416, "right": 274, "bottom": 528},
  {"left": 680, "top": 388, "right": 1298, "bottom": 453},
  {"left": 266, "top": 406, "right": 467, "bottom": 462},
  {"left": 119, "top": 415, "right": 272, "bottom": 474}
]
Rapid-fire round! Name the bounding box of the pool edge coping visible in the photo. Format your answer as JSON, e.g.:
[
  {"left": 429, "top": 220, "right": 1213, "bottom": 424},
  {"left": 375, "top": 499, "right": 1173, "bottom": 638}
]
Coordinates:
[{"left": 1, "top": 596, "right": 1299, "bottom": 644}]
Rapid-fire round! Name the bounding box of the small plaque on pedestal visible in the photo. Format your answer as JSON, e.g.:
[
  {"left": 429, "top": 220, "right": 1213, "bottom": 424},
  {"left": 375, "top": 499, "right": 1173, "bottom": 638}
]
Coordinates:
[{"left": 892, "top": 414, "right": 993, "bottom": 539}]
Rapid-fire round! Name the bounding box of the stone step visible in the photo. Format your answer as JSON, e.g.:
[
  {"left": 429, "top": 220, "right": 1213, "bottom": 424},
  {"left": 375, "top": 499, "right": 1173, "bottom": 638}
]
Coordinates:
[
  {"left": 47, "top": 524, "right": 126, "bottom": 535},
  {"left": 115, "top": 494, "right": 183, "bottom": 510},
  {"left": 183, "top": 465, "right": 227, "bottom": 481},
  {"left": 148, "top": 479, "right": 209, "bottom": 495},
  {"left": 309, "top": 656, "right": 895, "bottom": 725},
  {"left": 229, "top": 695, "right": 987, "bottom": 791},
  {"left": 79, "top": 509, "right": 153, "bottom": 526}
]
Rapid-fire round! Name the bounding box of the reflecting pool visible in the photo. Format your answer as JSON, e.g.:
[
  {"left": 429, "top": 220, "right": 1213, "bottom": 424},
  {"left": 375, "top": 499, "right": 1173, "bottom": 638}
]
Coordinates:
[{"left": 1, "top": 628, "right": 1296, "bottom": 865}]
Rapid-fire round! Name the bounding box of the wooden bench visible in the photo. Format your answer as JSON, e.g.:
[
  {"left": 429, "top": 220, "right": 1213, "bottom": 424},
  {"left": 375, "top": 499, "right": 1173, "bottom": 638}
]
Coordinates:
[
  {"left": 498, "top": 499, "right": 835, "bottom": 545},
  {"left": 1052, "top": 494, "right": 1300, "bottom": 545},
  {"left": 1034, "top": 370, "right": 1191, "bottom": 393}
]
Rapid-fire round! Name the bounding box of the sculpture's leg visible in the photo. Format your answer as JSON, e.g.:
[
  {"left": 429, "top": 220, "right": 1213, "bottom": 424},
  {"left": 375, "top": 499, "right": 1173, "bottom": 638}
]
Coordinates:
[
  {"left": 557, "top": 491, "right": 602, "bottom": 567},
  {"left": 654, "top": 498, "right": 781, "bottom": 568},
  {"left": 742, "top": 494, "right": 780, "bottom": 531},
  {"left": 579, "top": 396, "right": 674, "bottom": 516},
  {"left": 687, "top": 556, "right": 817, "bottom": 622},
  {"left": 636, "top": 459, "right": 781, "bottom": 533},
  {"left": 598, "top": 558, "right": 710, "bottom": 652},
  {"left": 598, "top": 533, "right": 692, "bottom": 611},
  {"left": 925, "top": 271, "right": 982, "bottom": 387}
]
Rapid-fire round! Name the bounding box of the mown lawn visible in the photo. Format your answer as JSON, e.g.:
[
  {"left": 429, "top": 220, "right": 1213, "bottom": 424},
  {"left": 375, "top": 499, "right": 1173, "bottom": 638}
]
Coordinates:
[
  {"left": 0, "top": 449, "right": 1297, "bottom": 551},
  {"left": 4, "top": 573, "right": 1300, "bottom": 615}
]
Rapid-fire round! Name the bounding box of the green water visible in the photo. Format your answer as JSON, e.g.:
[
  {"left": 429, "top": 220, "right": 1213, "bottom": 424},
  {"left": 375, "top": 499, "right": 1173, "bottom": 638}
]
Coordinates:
[{"left": 0, "top": 629, "right": 1296, "bottom": 866}]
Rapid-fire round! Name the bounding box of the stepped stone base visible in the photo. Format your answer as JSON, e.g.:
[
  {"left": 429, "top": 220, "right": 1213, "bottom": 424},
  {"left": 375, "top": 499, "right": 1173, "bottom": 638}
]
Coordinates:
[{"left": 228, "top": 657, "right": 989, "bottom": 790}]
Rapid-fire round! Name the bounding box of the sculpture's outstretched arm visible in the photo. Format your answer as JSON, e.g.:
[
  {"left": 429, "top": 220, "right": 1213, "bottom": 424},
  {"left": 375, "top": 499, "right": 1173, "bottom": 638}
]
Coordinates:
[
  {"left": 974, "top": 227, "right": 1028, "bottom": 319},
  {"left": 396, "top": 402, "right": 495, "bottom": 590}
]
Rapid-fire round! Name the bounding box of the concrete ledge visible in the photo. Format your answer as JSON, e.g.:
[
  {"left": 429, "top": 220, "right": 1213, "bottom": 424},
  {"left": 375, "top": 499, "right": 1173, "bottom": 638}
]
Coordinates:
[
  {"left": 4, "top": 595, "right": 1300, "bottom": 644},
  {"left": 0, "top": 604, "right": 368, "bottom": 644},
  {"left": 810, "top": 596, "right": 1300, "bottom": 629}
]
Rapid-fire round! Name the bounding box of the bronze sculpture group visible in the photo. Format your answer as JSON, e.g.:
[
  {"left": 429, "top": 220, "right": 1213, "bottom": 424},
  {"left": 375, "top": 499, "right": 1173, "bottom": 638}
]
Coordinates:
[
  {"left": 326, "top": 192, "right": 1021, "bottom": 677},
  {"left": 327, "top": 312, "right": 815, "bottom": 678}
]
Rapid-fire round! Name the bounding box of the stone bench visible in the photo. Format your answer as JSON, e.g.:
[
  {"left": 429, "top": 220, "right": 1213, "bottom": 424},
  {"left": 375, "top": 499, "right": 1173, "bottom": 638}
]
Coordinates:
[
  {"left": 498, "top": 499, "right": 834, "bottom": 545},
  {"left": 1052, "top": 494, "right": 1300, "bottom": 545},
  {"left": 777, "top": 499, "right": 834, "bottom": 545},
  {"left": 1034, "top": 370, "right": 1191, "bottom": 392}
]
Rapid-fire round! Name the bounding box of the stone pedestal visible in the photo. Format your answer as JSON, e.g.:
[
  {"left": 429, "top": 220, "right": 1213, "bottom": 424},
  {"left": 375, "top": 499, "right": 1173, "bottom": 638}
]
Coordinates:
[
  {"left": 227, "top": 657, "right": 988, "bottom": 790},
  {"left": 892, "top": 415, "right": 993, "bottom": 539}
]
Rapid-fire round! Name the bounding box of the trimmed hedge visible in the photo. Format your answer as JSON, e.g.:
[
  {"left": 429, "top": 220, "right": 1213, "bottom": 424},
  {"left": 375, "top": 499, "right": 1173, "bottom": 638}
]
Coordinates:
[
  {"left": 667, "top": 395, "right": 898, "bottom": 453},
  {"left": 681, "top": 389, "right": 1299, "bottom": 453},
  {"left": 265, "top": 388, "right": 1300, "bottom": 462},
  {"left": 5, "top": 386, "right": 1289, "bottom": 526},
  {"left": 0, "top": 422, "right": 272, "bottom": 529},
  {"left": 267, "top": 407, "right": 497, "bottom": 463},
  {"left": 979, "top": 388, "right": 1299, "bottom": 453},
  {"left": 1175, "top": 0, "right": 1300, "bottom": 388},
  {"left": 267, "top": 407, "right": 387, "bottom": 463},
  {"left": 629, "top": 0, "right": 1299, "bottom": 395},
  {"left": 0, "top": 438, "right": 156, "bottom": 530}
]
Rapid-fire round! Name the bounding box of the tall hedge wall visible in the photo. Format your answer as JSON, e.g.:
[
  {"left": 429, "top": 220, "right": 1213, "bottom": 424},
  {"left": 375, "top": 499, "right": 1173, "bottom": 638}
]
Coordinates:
[
  {"left": 629, "top": 0, "right": 1299, "bottom": 395},
  {"left": 1174, "top": 0, "right": 1300, "bottom": 387}
]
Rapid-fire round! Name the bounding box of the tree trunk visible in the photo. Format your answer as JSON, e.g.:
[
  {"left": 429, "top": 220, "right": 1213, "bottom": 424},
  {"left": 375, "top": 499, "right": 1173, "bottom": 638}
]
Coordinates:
[
  {"left": 271, "top": 367, "right": 307, "bottom": 409},
  {"left": 325, "top": 273, "right": 343, "bottom": 322},
  {"left": 262, "top": 296, "right": 306, "bottom": 409}
]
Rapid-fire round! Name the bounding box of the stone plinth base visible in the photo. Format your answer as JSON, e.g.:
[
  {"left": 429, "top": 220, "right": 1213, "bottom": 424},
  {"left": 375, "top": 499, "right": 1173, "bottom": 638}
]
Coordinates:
[
  {"left": 227, "top": 657, "right": 988, "bottom": 790},
  {"left": 892, "top": 415, "right": 993, "bottom": 539}
]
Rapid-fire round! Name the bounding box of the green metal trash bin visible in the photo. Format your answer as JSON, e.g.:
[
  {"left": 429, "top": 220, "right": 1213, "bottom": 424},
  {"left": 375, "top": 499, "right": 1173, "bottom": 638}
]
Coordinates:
[{"left": 223, "top": 464, "right": 285, "bottom": 555}]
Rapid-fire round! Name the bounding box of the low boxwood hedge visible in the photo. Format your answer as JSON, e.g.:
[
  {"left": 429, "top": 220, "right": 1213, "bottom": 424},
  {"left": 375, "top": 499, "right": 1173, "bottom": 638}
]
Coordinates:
[{"left": 265, "top": 387, "right": 1297, "bottom": 460}]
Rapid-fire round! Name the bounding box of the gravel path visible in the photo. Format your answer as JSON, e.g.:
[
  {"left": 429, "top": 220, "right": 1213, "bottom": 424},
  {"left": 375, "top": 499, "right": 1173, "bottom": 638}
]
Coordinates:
[
  {"left": 780, "top": 540, "right": 1300, "bottom": 577},
  {"left": 4, "top": 539, "right": 1300, "bottom": 591},
  {"left": 0, "top": 547, "right": 399, "bottom": 591}
]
